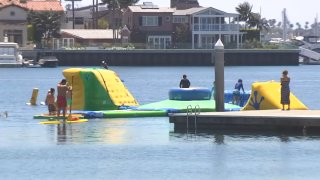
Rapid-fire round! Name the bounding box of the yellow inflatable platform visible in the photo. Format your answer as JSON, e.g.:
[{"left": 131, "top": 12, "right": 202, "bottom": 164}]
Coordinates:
[
  {"left": 242, "top": 81, "right": 308, "bottom": 110},
  {"left": 63, "top": 68, "right": 138, "bottom": 111}
]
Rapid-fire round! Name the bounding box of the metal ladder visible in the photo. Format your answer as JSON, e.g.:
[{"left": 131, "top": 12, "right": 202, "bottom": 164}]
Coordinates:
[{"left": 186, "top": 105, "right": 201, "bottom": 134}]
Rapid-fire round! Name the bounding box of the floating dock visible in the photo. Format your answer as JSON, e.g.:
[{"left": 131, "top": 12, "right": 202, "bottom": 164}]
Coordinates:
[{"left": 169, "top": 110, "right": 320, "bottom": 133}]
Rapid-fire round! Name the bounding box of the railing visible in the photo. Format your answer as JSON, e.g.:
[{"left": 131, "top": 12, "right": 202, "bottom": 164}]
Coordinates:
[
  {"left": 193, "top": 24, "right": 240, "bottom": 32},
  {"left": 186, "top": 105, "right": 201, "bottom": 134}
]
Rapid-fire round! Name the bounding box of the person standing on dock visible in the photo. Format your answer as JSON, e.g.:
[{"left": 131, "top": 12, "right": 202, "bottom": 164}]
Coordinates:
[
  {"left": 280, "top": 70, "right": 290, "bottom": 110},
  {"left": 57, "top": 79, "right": 71, "bottom": 120},
  {"left": 179, "top": 74, "right": 190, "bottom": 88},
  {"left": 232, "top": 79, "right": 245, "bottom": 105}
]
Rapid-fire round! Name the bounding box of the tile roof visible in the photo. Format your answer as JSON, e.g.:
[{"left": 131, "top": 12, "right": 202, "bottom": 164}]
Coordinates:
[
  {"left": 0, "top": 0, "right": 63, "bottom": 11},
  {"left": 0, "top": 0, "right": 28, "bottom": 9},
  {"left": 61, "top": 29, "right": 120, "bottom": 39},
  {"left": 27, "top": 0, "right": 63, "bottom": 11}
]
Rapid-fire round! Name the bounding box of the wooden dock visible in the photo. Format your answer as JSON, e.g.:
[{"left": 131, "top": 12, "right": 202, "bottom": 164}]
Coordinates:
[{"left": 169, "top": 110, "right": 320, "bottom": 133}]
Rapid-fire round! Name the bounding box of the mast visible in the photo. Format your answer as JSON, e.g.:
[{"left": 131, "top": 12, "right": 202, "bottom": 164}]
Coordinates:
[{"left": 282, "top": 8, "right": 288, "bottom": 42}]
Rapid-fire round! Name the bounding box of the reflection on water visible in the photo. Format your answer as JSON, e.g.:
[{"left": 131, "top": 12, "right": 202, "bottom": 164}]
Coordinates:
[
  {"left": 57, "top": 123, "right": 67, "bottom": 144},
  {"left": 49, "top": 118, "right": 168, "bottom": 145},
  {"left": 169, "top": 129, "right": 320, "bottom": 144}
]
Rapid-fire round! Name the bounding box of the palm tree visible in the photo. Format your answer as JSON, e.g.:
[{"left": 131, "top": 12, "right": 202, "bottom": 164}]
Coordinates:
[
  {"left": 248, "top": 13, "right": 269, "bottom": 31},
  {"left": 304, "top": 21, "right": 309, "bottom": 30},
  {"left": 295, "top": 22, "right": 302, "bottom": 36},
  {"left": 268, "top": 19, "right": 276, "bottom": 28},
  {"left": 235, "top": 1, "right": 253, "bottom": 29}
]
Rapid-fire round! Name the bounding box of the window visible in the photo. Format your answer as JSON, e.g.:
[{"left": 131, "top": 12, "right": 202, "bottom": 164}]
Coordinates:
[
  {"left": 147, "top": 36, "right": 171, "bottom": 49},
  {"left": 74, "top": 17, "right": 84, "bottom": 25},
  {"left": 166, "top": 16, "right": 170, "bottom": 22},
  {"left": 142, "top": 16, "right": 158, "bottom": 26},
  {"left": 0, "top": 47, "right": 15, "bottom": 55},
  {"left": 173, "top": 16, "right": 188, "bottom": 23},
  {"left": 10, "top": 11, "right": 15, "bottom": 16},
  {"left": 63, "top": 38, "right": 74, "bottom": 48}
]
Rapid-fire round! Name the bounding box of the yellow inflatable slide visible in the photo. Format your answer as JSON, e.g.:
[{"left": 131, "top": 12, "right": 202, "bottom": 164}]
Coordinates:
[
  {"left": 242, "top": 81, "right": 308, "bottom": 110},
  {"left": 63, "top": 68, "right": 139, "bottom": 111}
]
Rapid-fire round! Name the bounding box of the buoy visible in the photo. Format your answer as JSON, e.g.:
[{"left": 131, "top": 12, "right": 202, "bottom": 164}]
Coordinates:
[{"left": 29, "top": 88, "right": 39, "bottom": 105}]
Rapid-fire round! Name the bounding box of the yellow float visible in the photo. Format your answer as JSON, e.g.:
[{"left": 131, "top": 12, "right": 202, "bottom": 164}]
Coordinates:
[{"left": 242, "top": 81, "right": 308, "bottom": 110}]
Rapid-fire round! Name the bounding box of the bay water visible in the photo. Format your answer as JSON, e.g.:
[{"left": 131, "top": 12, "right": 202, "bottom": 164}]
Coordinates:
[{"left": 0, "top": 65, "right": 320, "bottom": 179}]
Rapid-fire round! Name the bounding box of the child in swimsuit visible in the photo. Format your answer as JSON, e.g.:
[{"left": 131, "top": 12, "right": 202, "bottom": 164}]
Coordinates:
[{"left": 45, "top": 88, "right": 56, "bottom": 115}]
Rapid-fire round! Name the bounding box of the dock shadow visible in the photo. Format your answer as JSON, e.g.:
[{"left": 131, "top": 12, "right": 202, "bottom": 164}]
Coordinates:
[{"left": 169, "top": 128, "right": 320, "bottom": 144}]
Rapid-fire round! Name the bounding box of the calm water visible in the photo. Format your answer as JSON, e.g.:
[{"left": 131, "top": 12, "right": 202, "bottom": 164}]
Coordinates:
[{"left": 0, "top": 65, "right": 320, "bottom": 180}]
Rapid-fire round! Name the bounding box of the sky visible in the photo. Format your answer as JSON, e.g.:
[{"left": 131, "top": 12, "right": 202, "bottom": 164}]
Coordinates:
[{"left": 70, "top": 0, "right": 319, "bottom": 26}]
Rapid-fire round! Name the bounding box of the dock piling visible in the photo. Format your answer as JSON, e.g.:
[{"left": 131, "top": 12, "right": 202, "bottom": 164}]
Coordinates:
[{"left": 214, "top": 39, "right": 225, "bottom": 112}]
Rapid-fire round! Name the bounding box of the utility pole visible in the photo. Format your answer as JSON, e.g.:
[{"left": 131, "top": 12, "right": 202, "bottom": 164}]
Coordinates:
[
  {"left": 96, "top": 0, "right": 99, "bottom": 29},
  {"left": 65, "top": 0, "right": 82, "bottom": 29},
  {"left": 282, "top": 8, "right": 287, "bottom": 42}
]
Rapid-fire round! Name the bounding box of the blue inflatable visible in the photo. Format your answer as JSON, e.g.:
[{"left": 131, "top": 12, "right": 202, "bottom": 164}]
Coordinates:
[
  {"left": 169, "top": 87, "right": 212, "bottom": 101},
  {"left": 223, "top": 90, "right": 251, "bottom": 107}
]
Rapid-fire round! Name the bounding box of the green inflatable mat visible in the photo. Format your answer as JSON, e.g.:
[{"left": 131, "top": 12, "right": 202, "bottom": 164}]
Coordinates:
[{"left": 102, "top": 110, "right": 168, "bottom": 118}]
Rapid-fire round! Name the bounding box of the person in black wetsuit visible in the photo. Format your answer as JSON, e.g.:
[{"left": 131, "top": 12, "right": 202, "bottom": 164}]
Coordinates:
[
  {"left": 179, "top": 74, "right": 191, "bottom": 88},
  {"left": 232, "top": 79, "right": 245, "bottom": 105},
  {"left": 101, "top": 60, "right": 108, "bottom": 69}
]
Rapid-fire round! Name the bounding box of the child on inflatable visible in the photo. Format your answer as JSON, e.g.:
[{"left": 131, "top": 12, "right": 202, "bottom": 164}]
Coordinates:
[
  {"left": 66, "top": 86, "right": 72, "bottom": 112},
  {"left": 45, "top": 88, "right": 56, "bottom": 115}
]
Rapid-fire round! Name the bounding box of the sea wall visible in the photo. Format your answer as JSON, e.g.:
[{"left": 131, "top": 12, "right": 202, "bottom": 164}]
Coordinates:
[{"left": 21, "top": 49, "right": 300, "bottom": 66}]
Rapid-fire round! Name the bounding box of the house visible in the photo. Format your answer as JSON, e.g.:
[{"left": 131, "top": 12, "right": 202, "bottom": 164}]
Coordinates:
[
  {"left": 0, "top": 0, "right": 63, "bottom": 47},
  {"left": 174, "top": 7, "right": 243, "bottom": 49},
  {"left": 0, "top": 0, "right": 28, "bottom": 46},
  {"left": 55, "top": 29, "right": 120, "bottom": 49},
  {"left": 122, "top": 2, "right": 175, "bottom": 49},
  {"left": 122, "top": 1, "right": 243, "bottom": 49}
]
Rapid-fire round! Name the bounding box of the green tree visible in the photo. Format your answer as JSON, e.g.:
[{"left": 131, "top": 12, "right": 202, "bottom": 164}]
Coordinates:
[
  {"left": 27, "top": 11, "right": 62, "bottom": 48},
  {"left": 173, "top": 24, "right": 191, "bottom": 48},
  {"left": 248, "top": 13, "right": 269, "bottom": 31},
  {"left": 101, "top": 0, "right": 139, "bottom": 9},
  {"left": 235, "top": 1, "right": 252, "bottom": 29},
  {"left": 101, "top": 0, "right": 139, "bottom": 44},
  {"left": 98, "top": 18, "right": 109, "bottom": 29}
]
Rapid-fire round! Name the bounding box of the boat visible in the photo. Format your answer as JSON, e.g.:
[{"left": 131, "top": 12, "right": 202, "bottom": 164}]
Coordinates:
[
  {"left": 0, "top": 40, "right": 23, "bottom": 68},
  {"left": 38, "top": 56, "right": 58, "bottom": 67}
]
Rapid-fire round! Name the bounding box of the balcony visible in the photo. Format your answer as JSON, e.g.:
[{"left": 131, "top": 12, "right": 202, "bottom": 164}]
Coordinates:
[{"left": 193, "top": 24, "right": 239, "bottom": 32}]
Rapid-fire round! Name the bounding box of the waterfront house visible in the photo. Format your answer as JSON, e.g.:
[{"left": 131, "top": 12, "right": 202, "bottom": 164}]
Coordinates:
[
  {"left": 122, "top": 2, "right": 175, "bottom": 49},
  {"left": 0, "top": 0, "right": 28, "bottom": 46},
  {"left": 122, "top": 1, "right": 243, "bottom": 49},
  {"left": 0, "top": 0, "right": 63, "bottom": 47},
  {"left": 173, "top": 7, "right": 243, "bottom": 49}
]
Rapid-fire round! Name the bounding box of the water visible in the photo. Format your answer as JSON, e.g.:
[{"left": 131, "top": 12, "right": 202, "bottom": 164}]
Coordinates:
[{"left": 0, "top": 65, "right": 320, "bottom": 179}]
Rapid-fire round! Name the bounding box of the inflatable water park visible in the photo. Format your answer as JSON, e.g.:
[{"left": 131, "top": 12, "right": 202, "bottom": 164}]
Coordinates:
[{"left": 34, "top": 68, "right": 308, "bottom": 122}]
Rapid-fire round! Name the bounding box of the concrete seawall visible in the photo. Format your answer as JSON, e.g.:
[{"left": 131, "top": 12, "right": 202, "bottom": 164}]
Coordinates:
[{"left": 21, "top": 49, "right": 300, "bottom": 66}]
